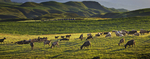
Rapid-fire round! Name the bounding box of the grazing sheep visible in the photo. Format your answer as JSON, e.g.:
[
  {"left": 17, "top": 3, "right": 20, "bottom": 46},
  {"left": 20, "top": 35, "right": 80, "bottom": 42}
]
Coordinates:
[
  {"left": 140, "top": 29, "right": 150, "bottom": 35},
  {"left": 0, "top": 37, "right": 6, "bottom": 44},
  {"left": 127, "top": 30, "right": 137, "bottom": 35},
  {"left": 15, "top": 40, "right": 31, "bottom": 44},
  {"left": 92, "top": 56, "right": 100, "bottom": 59},
  {"left": 125, "top": 40, "right": 135, "bottom": 48},
  {"left": 112, "top": 30, "right": 117, "bottom": 32},
  {"left": 30, "top": 42, "right": 34, "bottom": 50},
  {"left": 79, "top": 34, "right": 83, "bottom": 41},
  {"left": 61, "top": 36, "right": 65, "bottom": 38},
  {"left": 134, "top": 33, "right": 140, "bottom": 36},
  {"left": 66, "top": 35, "right": 71, "bottom": 38},
  {"left": 86, "top": 35, "right": 93, "bottom": 40},
  {"left": 51, "top": 41, "right": 59, "bottom": 48},
  {"left": 115, "top": 31, "right": 124, "bottom": 37},
  {"left": 103, "top": 32, "right": 109, "bottom": 35},
  {"left": 55, "top": 36, "right": 59, "bottom": 39},
  {"left": 37, "top": 37, "right": 47, "bottom": 42},
  {"left": 44, "top": 40, "right": 51, "bottom": 47},
  {"left": 15, "top": 41, "right": 24, "bottom": 44},
  {"left": 80, "top": 41, "right": 91, "bottom": 49},
  {"left": 105, "top": 32, "right": 111, "bottom": 37},
  {"left": 95, "top": 33, "right": 101, "bottom": 36},
  {"left": 87, "top": 33, "right": 92, "bottom": 37},
  {"left": 60, "top": 38, "right": 69, "bottom": 41},
  {"left": 118, "top": 38, "right": 125, "bottom": 46},
  {"left": 23, "top": 40, "right": 31, "bottom": 44}
]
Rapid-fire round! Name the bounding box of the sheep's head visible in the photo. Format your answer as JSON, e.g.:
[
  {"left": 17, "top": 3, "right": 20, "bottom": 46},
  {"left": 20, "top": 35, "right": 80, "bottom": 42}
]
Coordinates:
[{"left": 4, "top": 37, "right": 6, "bottom": 39}]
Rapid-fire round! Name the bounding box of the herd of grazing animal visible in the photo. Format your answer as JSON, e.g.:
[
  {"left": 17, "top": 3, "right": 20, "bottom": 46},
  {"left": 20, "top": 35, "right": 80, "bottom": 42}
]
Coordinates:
[{"left": 0, "top": 29, "right": 149, "bottom": 50}]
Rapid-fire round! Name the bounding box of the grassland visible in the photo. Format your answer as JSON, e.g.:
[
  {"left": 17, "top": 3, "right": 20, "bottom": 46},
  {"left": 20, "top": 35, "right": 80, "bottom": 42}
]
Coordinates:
[
  {"left": 0, "top": 32, "right": 150, "bottom": 59},
  {"left": 0, "top": 16, "right": 150, "bottom": 59},
  {"left": 0, "top": 16, "right": 150, "bottom": 35}
]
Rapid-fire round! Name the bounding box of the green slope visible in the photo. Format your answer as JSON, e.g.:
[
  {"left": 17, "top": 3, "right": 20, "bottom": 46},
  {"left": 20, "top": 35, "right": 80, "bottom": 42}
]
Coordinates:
[
  {"left": 92, "top": 8, "right": 150, "bottom": 18},
  {"left": 0, "top": 0, "right": 11, "bottom": 2},
  {"left": 0, "top": 1, "right": 128, "bottom": 20}
]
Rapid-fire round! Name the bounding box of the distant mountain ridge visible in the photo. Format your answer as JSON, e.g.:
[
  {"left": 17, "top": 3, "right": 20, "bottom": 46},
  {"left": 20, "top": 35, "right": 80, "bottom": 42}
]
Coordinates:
[
  {"left": 0, "top": 0, "right": 11, "bottom": 2},
  {"left": 0, "top": 1, "right": 127, "bottom": 20},
  {"left": 91, "top": 8, "right": 150, "bottom": 18},
  {"left": 1, "top": 1, "right": 149, "bottom": 21}
]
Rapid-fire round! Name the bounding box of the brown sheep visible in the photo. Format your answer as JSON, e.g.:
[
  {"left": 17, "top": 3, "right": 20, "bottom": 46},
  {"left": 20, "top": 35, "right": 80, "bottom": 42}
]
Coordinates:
[
  {"left": 140, "top": 29, "right": 150, "bottom": 35},
  {"left": 51, "top": 41, "right": 59, "bottom": 48},
  {"left": 79, "top": 34, "right": 83, "bottom": 41},
  {"left": 80, "top": 41, "right": 91, "bottom": 49},
  {"left": 134, "top": 33, "right": 140, "bottom": 36},
  {"left": 118, "top": 38, "right": 125, "bottom": 46},
  {"left": 125, "top": 40, "right": 135, "bottom": 48},
  {"left": 86, "top": 35, "right": 93, "bottom": 40},
  {"left": 44, "top": 40, "right": 51, "bottom": 47}
]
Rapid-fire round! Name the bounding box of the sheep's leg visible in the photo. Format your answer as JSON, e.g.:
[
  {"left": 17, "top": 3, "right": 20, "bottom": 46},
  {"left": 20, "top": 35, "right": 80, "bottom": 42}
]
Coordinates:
[
  {"left": 48, "top": 43, "right": 50, "bottom": 46},
  {"left": 129, "top": 45, "right": 131, "bottom": 48}
]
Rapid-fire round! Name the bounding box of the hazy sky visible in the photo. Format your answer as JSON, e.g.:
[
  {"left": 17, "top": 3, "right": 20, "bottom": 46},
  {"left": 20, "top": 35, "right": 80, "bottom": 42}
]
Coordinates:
[{"left": 11, "top": 0, "right": 150, "bottom": 10}]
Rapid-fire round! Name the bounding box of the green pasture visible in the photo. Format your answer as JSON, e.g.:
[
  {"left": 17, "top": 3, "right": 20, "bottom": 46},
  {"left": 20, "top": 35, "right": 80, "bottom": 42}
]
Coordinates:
[
  {"left": 0, "top": 17, "right": 150, "bottom": 59},
  {"left": 0, "top": 32, "right": 150, "bottom": 59},
  {"left": 0, "top": 16, "right": 150, "bottom": 35}
]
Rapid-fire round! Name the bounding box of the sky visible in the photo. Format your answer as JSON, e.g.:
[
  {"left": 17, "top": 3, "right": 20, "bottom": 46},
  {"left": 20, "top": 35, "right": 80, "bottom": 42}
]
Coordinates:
[{"left": 11, "top": 0, "right": 150, "bottom": 11}]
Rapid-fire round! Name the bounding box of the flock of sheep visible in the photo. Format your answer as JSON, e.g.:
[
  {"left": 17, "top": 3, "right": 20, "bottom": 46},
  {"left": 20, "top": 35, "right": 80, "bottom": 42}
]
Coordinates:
[{"left": 0, "top": 29, "right": 149, "bottom": 50}]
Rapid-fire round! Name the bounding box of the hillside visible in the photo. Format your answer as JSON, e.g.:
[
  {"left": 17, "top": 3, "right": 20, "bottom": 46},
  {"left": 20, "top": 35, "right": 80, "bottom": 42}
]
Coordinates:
[
  {"left": 0, "top": 1, "right": 127, "bottom": 20},
  {"left": 92, "top": 8, "right": 150, "bottom": 18},
  {"left": 0, "top": 0, "right": 11, "bottom": 2}
]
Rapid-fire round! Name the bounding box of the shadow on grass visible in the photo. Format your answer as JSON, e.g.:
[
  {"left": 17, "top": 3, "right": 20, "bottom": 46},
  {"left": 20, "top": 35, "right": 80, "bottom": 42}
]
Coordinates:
[
  {"left": 110, "top": 48, "right": 125, "bottom": 52},
  {"left": 64, "top": 49, "right": 80, "bottom": 52},
  {"left": 51, "top": 54, "right": 62, "bottom": 58},
  {"left": 138, "top": 53, "right": 150, "bottom": 59}
]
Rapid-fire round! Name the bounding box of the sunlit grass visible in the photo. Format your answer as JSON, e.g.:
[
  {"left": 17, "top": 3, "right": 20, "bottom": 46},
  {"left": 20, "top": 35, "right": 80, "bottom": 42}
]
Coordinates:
[{"left": 0, "top": 32, "right": 150, "bottom": 59}]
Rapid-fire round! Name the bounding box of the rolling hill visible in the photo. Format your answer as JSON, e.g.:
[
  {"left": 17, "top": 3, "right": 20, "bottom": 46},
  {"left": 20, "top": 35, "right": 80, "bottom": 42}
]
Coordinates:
[
  {"left": 0, "top": 1, "right": 127, "bottom": 20},
  {"left": 91, "top": 8, "right": 150, "bottom": 18}
]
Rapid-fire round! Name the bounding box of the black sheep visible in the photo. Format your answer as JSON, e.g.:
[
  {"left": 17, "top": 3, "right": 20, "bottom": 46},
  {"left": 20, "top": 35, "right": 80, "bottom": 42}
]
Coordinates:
[
  {"left": 60, "top": 38, "right": 69, "bottom": 41},
  {"left": 55, "top": 36, "right": 59, "bottom": 39},
  {"left": 66, "top": 35, "right": 71, "bottom": 38},
  {"left": 80, "top": 41, "right": 91, "bottom": 49},
  {"left": 125, "top": 40, "right": 135, "bottom": 48},
  {"left": 127, "top": 31, "right": 137, "bottom": 35},
  {"left": 92, "top": 56, "right": 100, "bottom": 59},
  {"left": 61, "top": 36, "right": 65, "bottom": 38},
  {"left": 15, "top": 41, "right": 24, "bottom": 44},
  {"left": 86, "top": 35, "right": 93, "bottom": 40},
  {"left": 103, "top": 32, "right": 109, "bottom": 35},
  {"left": 79, "top": 34, "right": 83, "bottom": 41},
  {"left": 30, "top": 42, "right": 34, "bottom": 50},
  {"left": 0, "top": 37, "right": 6, "bottom": 44}
]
